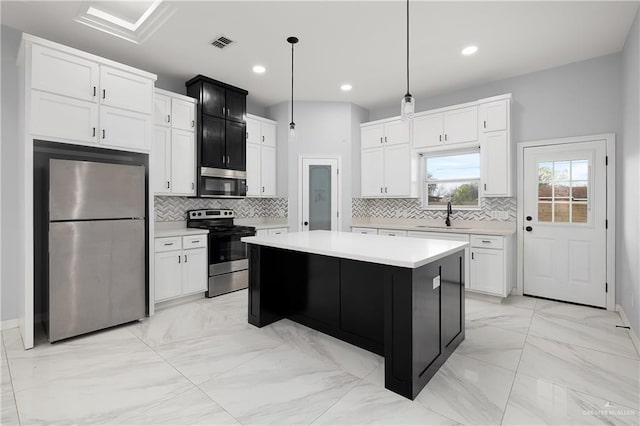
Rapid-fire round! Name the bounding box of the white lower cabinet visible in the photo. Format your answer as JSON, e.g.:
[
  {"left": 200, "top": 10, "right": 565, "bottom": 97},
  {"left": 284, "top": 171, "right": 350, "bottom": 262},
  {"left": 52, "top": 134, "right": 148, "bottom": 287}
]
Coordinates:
[
  {"left": 351, "top": 227, "right": 378, "bottom": 235},
  {"left": 154, "top": 235, "right": 208, "bottom": 302},
  {"left": 408, "top": 231, "right": 471, "bottom": 289},
  {"left": 378, "top": 229, "right": 407, "bottom": 237},
  {"left": 268, "top": 228, "right": 287, "bottom": 236}
]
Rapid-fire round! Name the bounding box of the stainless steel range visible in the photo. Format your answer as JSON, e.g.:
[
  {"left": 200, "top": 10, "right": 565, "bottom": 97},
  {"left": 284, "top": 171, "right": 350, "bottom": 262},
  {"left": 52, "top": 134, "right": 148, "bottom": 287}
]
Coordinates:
[{"left": 187, "top": 209, "right": 255, "bottom": 297}]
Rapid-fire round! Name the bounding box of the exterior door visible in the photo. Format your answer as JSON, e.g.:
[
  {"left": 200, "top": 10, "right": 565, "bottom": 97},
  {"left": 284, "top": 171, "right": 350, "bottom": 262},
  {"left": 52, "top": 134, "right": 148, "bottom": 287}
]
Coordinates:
[
  {"left": 523, "top": 140, "right": 607, "bottom": 307},
  {"left": 301, "top": 158, "right": 339, "bottom": 231}
]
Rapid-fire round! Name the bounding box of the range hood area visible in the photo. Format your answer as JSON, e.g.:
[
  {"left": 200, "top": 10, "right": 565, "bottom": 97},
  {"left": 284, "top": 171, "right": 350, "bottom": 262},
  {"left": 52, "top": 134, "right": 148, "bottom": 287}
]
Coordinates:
[{"left": 186, "top": 75, "right": 249, "bottom": 198}]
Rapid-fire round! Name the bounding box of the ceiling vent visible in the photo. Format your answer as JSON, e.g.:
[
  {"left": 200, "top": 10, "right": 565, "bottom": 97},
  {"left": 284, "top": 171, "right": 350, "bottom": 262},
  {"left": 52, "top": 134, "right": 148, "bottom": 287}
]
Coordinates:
[{"left": 211, "top": 35, "right": 234, "bottom": 49}]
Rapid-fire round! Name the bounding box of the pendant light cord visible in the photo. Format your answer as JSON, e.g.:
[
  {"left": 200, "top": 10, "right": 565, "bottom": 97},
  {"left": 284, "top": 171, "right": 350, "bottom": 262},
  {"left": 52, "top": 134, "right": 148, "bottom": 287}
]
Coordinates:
[
  {"left": 291, "top": 42, "right": 294, "bottom": 124},
  {"left": 406, "top": 0, "right": 410, "bottom": 96}
]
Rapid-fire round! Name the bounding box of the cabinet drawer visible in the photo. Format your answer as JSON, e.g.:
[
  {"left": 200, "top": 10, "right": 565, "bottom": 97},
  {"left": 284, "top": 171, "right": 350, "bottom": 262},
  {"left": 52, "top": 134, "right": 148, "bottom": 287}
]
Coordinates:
[
  {"left": 268, "top": 228, "right": 287, "bottom": 236},
  {"left": 378, "top": 229, "right": 407, "bottom": 237},
  {"left": 470, "top": 235, "right": 503, "bottom": 249},
  {"left": 155, "top": 236, "right": 182, "bottom": 252},
  {"left": 182, "top": 235, "right": 207, "bottom": 249},
  {"left": 408, "top": 231, "right": 469, "bottom": 243},
  {"left": 352, "top": 227, "right": 378, "bottom": 235}
]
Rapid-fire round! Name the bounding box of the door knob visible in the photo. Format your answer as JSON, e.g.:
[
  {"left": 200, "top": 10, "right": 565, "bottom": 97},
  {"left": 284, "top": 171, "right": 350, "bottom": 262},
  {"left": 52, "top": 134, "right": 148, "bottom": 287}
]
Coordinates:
[
  {"left": 525, "top": 226, "right": 533, "bottom": 232},
  {"left": 304, "top": 221, "right": 309, "bottom": 226},
  {"left": 526, "top": 216, "right": 532, "bottom": 221}
]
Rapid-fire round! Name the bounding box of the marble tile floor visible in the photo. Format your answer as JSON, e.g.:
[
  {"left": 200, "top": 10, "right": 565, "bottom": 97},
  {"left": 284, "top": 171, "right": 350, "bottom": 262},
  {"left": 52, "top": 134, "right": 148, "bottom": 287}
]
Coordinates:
[{"left": 1, "top": 292, "right": 638, "bottom": 425}]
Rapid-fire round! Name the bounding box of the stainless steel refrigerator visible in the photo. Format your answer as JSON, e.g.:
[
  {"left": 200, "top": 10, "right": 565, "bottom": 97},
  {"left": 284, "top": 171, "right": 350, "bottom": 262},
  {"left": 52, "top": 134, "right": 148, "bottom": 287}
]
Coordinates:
[{"left": 48, "top": 159, "right": 146, "bottom": 342}]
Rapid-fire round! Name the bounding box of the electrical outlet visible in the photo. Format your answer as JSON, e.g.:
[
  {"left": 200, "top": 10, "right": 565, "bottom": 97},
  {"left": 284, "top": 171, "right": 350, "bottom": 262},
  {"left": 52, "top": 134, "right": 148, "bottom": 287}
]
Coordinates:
[{"left": 491, "top": 211, "right": 509, "bottom": 220}]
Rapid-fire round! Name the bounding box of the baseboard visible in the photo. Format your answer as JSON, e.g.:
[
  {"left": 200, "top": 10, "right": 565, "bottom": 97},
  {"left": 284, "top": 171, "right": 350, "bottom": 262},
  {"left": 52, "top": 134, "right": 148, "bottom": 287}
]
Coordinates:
[
  {"left": 616, "top": 304, "right": 640, "bottom": 357},
  {"left": 0, "top": 318, "right": 18, "bottom": 331}
]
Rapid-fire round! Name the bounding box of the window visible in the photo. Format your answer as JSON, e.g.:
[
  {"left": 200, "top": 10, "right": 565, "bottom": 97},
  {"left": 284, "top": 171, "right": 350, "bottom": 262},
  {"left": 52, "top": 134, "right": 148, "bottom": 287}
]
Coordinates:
[
  {"left": 423, "top": 150, "right": 480, "bottom": 208},
  {"left": 537, "top": 160, "right": 589, "bottom": 223}
]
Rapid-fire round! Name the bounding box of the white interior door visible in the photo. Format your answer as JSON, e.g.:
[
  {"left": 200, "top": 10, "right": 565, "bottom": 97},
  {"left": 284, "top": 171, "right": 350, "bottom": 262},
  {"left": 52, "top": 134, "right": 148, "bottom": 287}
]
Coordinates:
[
  {"left": 301, "top": 158, "right": 338, "bottom": 231},
  {"left": 523, "top": 140, "right": 607, "bottom": 307}
]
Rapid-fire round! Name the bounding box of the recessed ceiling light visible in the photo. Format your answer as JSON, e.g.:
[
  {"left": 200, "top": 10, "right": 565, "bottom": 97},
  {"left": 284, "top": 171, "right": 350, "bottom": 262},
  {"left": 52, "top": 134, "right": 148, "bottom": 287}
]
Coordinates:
[
  {"left": 252, "top": 65, "right": 266, "bottom": 74},
  {"left": 461, "top": 45, "right": 478, "bottom": 56},
  {"left": 340, "top": 84, "right": 352, "bottom": 91}
]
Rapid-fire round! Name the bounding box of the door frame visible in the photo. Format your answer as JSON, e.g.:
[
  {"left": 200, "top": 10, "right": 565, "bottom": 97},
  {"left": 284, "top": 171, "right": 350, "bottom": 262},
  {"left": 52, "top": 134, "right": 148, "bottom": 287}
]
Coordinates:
[
  {"left": 516, "top": 133, "right": 616, "bottom": 310},
  {"left": 297, "top": 154, "right": 342, "bottom": 232}
]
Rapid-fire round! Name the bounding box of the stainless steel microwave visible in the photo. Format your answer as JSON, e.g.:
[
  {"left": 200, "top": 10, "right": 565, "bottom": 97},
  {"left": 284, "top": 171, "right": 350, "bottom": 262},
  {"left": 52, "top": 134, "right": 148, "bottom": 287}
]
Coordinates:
[{"left": 199, "top": 168, "right": 247, "bottom": 198}]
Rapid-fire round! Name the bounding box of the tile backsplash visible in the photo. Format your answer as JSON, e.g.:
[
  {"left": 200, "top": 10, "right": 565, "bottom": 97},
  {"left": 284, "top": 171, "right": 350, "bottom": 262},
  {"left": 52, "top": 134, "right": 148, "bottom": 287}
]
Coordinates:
[
  {"left": 352, "top": 197, "right": 516, "bottom": 221},
  {"left": 155, "top": 197, "right": 288, "bottom": 222}
]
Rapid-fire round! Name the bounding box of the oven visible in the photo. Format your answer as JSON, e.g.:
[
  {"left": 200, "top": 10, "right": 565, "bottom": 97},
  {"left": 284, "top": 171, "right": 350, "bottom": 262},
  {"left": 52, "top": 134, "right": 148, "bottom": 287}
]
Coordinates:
[
  {"left": 207, "top": 226, "right": 255, "bottom": 297},
  {"left": 199, "top": 168, "right": 246, "bottom": 198}
]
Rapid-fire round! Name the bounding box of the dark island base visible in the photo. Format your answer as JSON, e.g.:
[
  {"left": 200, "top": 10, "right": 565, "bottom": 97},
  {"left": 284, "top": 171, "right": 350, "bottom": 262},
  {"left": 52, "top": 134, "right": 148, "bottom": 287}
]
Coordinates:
[{"left": 247, "top": 244, "right": 465, "bottom": 400}]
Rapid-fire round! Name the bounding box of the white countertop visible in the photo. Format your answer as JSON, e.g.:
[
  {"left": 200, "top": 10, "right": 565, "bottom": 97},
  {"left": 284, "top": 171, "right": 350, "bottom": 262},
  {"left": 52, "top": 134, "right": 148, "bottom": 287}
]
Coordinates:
[
  {"left": 155, "top": 221, "right": 209, "bottom": 238},
  {"left": 351, "top": 218, "right": 516, "bottom": 236},
  {"left": 234, "top": 218, "right": 288, "bottom": 230},
  {"left": 241, "top": 230, "right": 468, "bottom": 268}
]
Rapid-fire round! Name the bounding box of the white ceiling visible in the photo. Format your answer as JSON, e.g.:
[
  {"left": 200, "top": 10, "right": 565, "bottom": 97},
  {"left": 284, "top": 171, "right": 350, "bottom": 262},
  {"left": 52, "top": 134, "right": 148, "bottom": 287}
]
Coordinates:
[{"left": 1, "top": 1, "right": 637, "bottom": 110}]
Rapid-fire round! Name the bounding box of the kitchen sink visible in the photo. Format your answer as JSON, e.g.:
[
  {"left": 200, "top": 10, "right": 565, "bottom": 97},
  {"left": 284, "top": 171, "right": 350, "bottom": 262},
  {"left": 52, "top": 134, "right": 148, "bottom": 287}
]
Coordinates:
[{"left": 415, "top": 225, "right": 472, "bottom": 230}]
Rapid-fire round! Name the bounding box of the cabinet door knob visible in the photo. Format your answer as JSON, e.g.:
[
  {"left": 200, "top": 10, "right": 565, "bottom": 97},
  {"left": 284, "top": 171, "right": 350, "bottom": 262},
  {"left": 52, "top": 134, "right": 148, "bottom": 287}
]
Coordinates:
[
  {"left": 303, "top": 221, "right": 309, "bottom": 226},
  {"left": 525, "top": 226, "right": 533, "bottom": 232},
  {"left": 526, "top": 216, "right": 532, "bottom": 221}
]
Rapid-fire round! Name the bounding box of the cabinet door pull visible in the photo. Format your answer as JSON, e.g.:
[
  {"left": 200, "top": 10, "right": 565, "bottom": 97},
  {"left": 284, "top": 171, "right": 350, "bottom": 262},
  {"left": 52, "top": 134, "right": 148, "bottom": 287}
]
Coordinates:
[
  {"left": 484, "top": 183, "right": 487, "bottom": 191},
  {"left": 178, "top": 255, "right": 181, "bottom": 264},
  {"left": 166, "top": 181, "right": 170, "bottom": 189},
  {"left": 246, "top": 132, "right": 249, "bottom": 140},
  {"left": 184, "top": 255, "right": 188, "bottom": 263},
  {"left": 222, "top": 155, "right": 226, "bottom": 164},
  {"left": 93, "top": 86, "right": 96, "bottom": 97},
  {"left": 380, "top": 187, "right": 383, "bottom": 193},
  {"left": 472, "top": 252, "right": 475, "bottom": 260},
  {"left": 444, "top": 134, "right": 448, "bottom": 141},
  {"left": 102, "top": 129, "right": 105, "bottom": 139},
  {"left": 192, "top": 240, "right": 200, "bottom": 243},
  {"left": 163, "top": 242, "right": 173, "bottom": 246},
  {"left": 482, "top": 240, "right": 491, "bottom": 244},
  {"left": 192, "top": 182, "right": 195, "bottom": 190},
  {"left": 439, "top": 135, "right": 442, "bottom": 142},
  {"left": 227, "top": 156, "right": 230, "bottom": 164},
  {"left": 167, "top": 114, "right": 171, "bottom": 123},
  {"left": 380, "top": 137, "right": 383, "bottom": 144},
  {"left": 384, "top": 136, "right": 387, "bottom": 143},
  {"left": 483, "top": 120, "right": 487, "bottom": 129},
  {"left": 191, "top": 120, "right": 195, "bottom": 128},
  {"left": 222, "top": 107, "right": 225, "bottom": 115},
  {"left": 102, "top": 89, "right": 106, "bottom": 99},
  {"left": 262, "top": 135, "right": 265, "bottom": 142},
  {"left": 385, "top": 187, "right": 388, "bottom": 193},
  {"left": 92, "top": 127, "right": 96, "bottom": 137}
]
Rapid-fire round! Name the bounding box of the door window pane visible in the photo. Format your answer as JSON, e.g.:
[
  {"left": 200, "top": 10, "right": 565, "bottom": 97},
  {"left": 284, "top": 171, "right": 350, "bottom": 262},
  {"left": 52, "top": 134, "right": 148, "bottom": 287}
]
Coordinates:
[
  {"left": 537, "top": 160, "right": 589, "bottom": 224},
  {"left": 309, "top": 165, "right": 332, "bottom": 231}
]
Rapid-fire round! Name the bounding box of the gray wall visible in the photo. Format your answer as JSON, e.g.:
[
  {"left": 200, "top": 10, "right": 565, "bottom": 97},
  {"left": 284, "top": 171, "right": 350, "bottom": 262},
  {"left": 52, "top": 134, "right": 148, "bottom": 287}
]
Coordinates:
[
  {"left": 370, "top": 53, "right": 623, "bottom": 145},
  {"left": 620, "top": 11, "right": 640, "bottom": 332},
  {"left": 1, "top": 25, "right": 21, "bottom": 322}
]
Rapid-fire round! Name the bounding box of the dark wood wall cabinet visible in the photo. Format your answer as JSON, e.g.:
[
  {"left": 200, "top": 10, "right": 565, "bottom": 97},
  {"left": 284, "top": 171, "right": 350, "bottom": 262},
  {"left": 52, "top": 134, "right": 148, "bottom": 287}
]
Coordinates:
[{"left": 186, "top": 75, "right": 248, "bottom": 174}]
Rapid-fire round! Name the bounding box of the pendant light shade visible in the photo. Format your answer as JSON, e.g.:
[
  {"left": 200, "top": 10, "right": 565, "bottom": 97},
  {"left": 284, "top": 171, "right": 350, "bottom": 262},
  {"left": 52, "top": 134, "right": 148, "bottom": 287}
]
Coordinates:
[
  {"left": 400, "top": 0, "right": 415, "bottom": 121},
  {"left": 287, "top": 36, "right": 298, "bottom": 140}
]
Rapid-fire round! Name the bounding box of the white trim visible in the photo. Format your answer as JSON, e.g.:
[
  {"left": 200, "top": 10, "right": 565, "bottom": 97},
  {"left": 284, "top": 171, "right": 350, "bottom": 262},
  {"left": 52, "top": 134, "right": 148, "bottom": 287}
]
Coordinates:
[
  {"left": 1, "top": 319, "right": 19, "bottom": 331},
  {"left": 154, "top": 88, "right": 196, "bottom": 104},
  {"left": 616, "top": 304, "right": 640, "bottom": 357},
  {"left": 297, "top": 154, "right": 343, "bottom": 232},
  {"left": 246, "top": 113, "right": 277, "bottom": 125},
  {"left": 517, "top": 133, "right": 616, "bottom": 311}
]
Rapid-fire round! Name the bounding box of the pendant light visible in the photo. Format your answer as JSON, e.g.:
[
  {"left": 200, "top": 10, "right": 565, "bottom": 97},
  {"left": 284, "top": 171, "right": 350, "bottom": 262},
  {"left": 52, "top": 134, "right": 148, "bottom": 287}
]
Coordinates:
[
  {"left": 287, "top": 36, "right": 299, "bottom": 139},
  {"left": 400, "top": 0, "right": 415, "bottom": 121}
]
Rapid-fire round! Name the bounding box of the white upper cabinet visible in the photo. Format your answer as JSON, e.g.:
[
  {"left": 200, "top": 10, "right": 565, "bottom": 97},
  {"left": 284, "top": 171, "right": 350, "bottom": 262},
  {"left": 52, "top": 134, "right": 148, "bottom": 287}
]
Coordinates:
[
  {"left": 480, "top": 100, "right": 508, "bottom": 132},
  {"left": 154, "top": 93, "right": 171, "bottom": 127},
  {"left": 261, "top": 122, "right": 277, "bottom": 147},
  {"left": 170, "top": 129, "right": 196, "bottom": 195},
  {"left": 383, "top": 144, "right": 411, "bottom": 196},
  {"left": 100, "top": 66, "right": 153, "bottom": 114},
  {"left": 413, "top": 113, "right": 444, "bottom": 148},
  {"left": 361, "top": 124, "right": 384, "bottom": 149},
  {"left": 413, "top": 106, "right": 477, "bottom": 148},
  {"left": 361, "top": 147, "right": 385, "bottom": 197},
  {"left": 152, "top": 89, "right": 197, "bottom": 196},
  {"left": 442, "top": 106, "right": 478, "bottom": 144},
  {"left": 31, "top": 44, "right": 99, "bottom": 102},
  {"left": 24, "top": 35, "right": 156, "bottom": 153},
  {"left": 245, "top": 114, "right": 278, "bottom": 197},
  {"left": 482, "top": 130, "right": 511, "bottom": 197},
  {"left": 152, "top": 126, "right": 171, "bottom": 194},
  {"left": 171, "top": 98, "right": 196, "bottom": 131},
  {"left": 246, "top": 118, "right": 261, "bottom": 145},
  {"left": 384, "top": 120, "right": 411, "bottom": 146},
  {"left": 260, "top": 145, "right": 277, "bottom": 196},
  {"left": 100, "top": 106, "right": 152, "bottom": 152},
  {"left": 30, "top": 90, "right": 99, "bottom": 145}
]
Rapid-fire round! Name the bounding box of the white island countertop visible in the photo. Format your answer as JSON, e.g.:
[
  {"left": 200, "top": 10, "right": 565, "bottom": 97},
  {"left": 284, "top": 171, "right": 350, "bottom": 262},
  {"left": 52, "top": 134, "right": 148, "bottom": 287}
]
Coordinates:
[{"left": 242, "top": 230, "right": 469, "bottom": 268}]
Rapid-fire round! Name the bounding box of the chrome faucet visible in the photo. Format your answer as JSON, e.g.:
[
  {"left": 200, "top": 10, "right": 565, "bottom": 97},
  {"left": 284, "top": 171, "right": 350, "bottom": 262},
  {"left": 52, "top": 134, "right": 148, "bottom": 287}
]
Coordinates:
[{"left": 445, "top": 201, "right": 452, "bottom": 227}]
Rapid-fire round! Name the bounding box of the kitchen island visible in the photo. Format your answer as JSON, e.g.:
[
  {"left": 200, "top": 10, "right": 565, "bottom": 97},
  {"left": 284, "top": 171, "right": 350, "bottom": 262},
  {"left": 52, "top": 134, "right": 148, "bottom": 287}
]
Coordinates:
[{"left": 241, "top": 231, "right": 467, "bottom": 400}]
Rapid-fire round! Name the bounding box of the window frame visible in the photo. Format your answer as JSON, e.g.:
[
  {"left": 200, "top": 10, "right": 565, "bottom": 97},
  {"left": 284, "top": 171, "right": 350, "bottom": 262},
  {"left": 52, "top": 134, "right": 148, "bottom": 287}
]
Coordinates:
[{"left": 420, "top": 148, "right": 482, "bottom": 210}]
